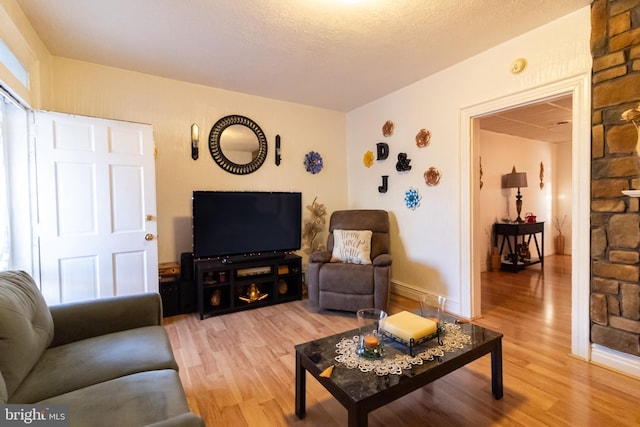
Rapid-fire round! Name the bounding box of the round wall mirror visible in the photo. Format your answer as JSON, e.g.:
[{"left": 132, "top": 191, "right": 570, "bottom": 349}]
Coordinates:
[{"left": 208, "top": 115, "right": 268, "bottom": 174}]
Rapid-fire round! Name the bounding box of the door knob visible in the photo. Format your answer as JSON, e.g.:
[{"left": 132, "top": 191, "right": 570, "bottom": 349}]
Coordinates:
[{"left": 145, "top": 233, "right": 154, "bottom": 241}]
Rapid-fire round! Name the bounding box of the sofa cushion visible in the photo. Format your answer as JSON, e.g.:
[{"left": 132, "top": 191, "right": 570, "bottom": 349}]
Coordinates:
[
  {"left": 145, "top": 413, "right": 205, "bottom": 427},
  {"left": 39, "top": 370, "right": 196, "bottom": 427},
  {"left": 0, "top": 371, "right": 7, "bottom": 404},
  {"left": 10, "top": 325, "right": 178, "bottom": 403},
  {"left": 0, "top": 270, "right": 54, "bottom": 400}
]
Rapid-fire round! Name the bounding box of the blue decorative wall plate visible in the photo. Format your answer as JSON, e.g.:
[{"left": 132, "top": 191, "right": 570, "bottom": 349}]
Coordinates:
[
  {"left": 404, "top": 187, "right": 421, "bottom": 210},
  {"left": 304, "top": 151, "right": 323, "bottom": 174}
]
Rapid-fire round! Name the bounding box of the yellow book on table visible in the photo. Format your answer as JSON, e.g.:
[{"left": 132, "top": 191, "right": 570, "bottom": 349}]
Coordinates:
[{"left": 382, "top": 311, "right": 437, "bottom": 342}]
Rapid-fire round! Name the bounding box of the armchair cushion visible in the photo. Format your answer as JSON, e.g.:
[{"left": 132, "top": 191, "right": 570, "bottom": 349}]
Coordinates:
[
  {"left": 310, "top": 250, "right": 331, "bottom": 263},
  {"left": 0, "top": 271, "right": 54, "bottom": 400},
  {"left": 319, "top": 263, "right": 374, "bottom": 294},
  {"left": 330, "top": 229, "right": 372, "bottom": 265},
  {"left": 373, "top": 253, "right": 392, "bottom": 267}
]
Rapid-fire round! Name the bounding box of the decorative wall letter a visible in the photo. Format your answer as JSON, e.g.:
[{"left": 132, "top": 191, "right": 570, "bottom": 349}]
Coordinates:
[
  {"left": 376, "top": 142, "right": 389, "bottom": 160},
  {"left": 378, "top": 175, "right": 388, "bottom": 193}
]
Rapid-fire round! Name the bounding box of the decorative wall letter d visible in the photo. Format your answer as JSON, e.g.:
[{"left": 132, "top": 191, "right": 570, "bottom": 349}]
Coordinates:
[{"left": 376, "top": 142, "right": 389, "bottom": 160}]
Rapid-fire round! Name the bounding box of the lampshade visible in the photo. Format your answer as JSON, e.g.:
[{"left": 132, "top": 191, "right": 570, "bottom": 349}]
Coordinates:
[{"left": 505, "top": 172, "right": 528, "bottom": 189}]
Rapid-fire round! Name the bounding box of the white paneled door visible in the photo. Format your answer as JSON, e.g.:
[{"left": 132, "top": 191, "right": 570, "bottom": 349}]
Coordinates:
[{"left": 34, "top": 111, "right": 158, "bottom": 304}]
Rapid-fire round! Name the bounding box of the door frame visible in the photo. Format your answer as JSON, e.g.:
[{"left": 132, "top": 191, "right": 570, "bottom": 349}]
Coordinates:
[{"left": 460, "top": 74, "right": 592, "bottom": 361}]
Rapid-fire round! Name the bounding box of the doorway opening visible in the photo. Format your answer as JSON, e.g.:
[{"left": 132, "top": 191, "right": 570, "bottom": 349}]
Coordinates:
[
  {"left": 475, "top": 94, "right": 573, "bottom": 345},
  {"left": 460, "top": 73, "right": 592, "bottom": 360},
  {"left": 477, "top": 94, "right": 573, "bottom": 266}
]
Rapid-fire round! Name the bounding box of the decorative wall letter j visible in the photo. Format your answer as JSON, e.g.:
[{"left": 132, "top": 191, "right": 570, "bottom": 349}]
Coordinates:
[{"left": 378, "top": 175, "right": 388, "bottom": 193}]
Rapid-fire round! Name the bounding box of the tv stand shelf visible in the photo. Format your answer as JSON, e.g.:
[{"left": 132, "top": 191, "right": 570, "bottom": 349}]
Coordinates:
[{"left": 195, "top": 253, "right": 302, "bottom": 319}]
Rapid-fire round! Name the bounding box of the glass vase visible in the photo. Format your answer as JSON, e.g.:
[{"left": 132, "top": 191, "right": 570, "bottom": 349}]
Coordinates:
[
  {"left": 356, "top": 308, "right": 387, "bottom": 358},
  {"left": 420, "top": 294, "right": 447, "bottom": 332}
]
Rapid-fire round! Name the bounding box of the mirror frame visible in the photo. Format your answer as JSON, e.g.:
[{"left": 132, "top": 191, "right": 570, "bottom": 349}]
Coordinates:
[{"left": 208, "top": 115, "right": 268, "bottom": 175}]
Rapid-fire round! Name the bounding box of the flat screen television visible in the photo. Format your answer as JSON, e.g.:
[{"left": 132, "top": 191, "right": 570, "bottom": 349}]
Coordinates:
[{"left": 192, "top": 191, "right": 302, "bottom": 260}]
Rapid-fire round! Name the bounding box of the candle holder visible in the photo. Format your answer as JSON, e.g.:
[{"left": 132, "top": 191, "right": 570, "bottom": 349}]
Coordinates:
[{"left": 356, "top": 308, "right": 387, "bottom": 358}]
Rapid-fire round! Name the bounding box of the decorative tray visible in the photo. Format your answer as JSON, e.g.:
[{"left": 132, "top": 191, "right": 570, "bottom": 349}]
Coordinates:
[{"left": 381, "top": 329, "right": 442, "bottom": 357}]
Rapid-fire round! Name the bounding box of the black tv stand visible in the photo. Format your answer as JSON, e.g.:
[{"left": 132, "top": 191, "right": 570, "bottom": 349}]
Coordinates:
[
  {"left": 221, "top": 252, "right": 286, "bottom": 264},
  {"left": 195, "top": 253, "right": 302, "bottom": 319}
]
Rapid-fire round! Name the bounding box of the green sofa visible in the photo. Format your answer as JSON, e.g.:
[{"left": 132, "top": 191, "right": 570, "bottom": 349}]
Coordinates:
[{"left": 0, "top": 270, "right": 204, "bottom": 426}]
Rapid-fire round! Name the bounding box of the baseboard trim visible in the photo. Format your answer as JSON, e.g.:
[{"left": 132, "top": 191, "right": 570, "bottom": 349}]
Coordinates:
[
  {"left": 591, "top": 344, "right": 640, "bottom": 379},
  {"left": 391, "top": 281, "right": 462, "bottom": 318},
  {"left": 391, "top": 281, "right": 423, "bottom": 301}
]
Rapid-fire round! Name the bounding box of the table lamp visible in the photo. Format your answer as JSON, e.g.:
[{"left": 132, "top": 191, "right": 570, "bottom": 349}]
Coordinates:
[{"left": 504, "top": 166, "right": 528, "bottom": 223}]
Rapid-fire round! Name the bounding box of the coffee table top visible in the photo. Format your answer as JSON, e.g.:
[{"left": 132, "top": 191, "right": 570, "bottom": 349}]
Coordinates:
[{"left": 295, "top": 319, "right": 502, "bottom": 404}]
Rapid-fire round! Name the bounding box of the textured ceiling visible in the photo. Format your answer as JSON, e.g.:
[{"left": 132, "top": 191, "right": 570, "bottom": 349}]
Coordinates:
[
  {"left": 16, "top": 0, "right": 590, "bottom": 112},
  {"left": 480, "top": 94, "right": 573, "bottom": 143}
]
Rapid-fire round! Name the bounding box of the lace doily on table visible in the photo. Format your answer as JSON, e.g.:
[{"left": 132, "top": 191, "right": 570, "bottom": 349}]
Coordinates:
[{"left": 334, "top": 323, "right": 472, "bottom": 376}]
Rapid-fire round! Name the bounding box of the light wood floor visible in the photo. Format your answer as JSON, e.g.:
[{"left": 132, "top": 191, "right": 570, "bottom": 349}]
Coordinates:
[{"left": 163, "top": 255, "right": 640, "bottom": 426}]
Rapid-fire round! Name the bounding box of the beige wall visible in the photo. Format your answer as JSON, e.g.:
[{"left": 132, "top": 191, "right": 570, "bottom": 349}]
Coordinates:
[{"left": 49, "top": 57, "right": 348, "bottom": 263}]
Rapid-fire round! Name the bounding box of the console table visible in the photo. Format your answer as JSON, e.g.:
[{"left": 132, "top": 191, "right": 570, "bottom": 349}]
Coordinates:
[{"left": 493, "top": 222, "right": 544, "bottom": 272}]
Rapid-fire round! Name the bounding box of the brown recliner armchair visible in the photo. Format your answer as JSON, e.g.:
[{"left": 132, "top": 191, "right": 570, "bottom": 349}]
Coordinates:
[{"left": 307, "top": 210, "right": 391, "bottom": 312}]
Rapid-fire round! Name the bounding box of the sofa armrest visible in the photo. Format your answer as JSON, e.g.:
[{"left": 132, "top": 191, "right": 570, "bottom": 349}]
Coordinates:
[
  {"left": 309, "top": 250, "right": 331, "bottom": 263},
  {"left": 372, "top": 253, "right": 392, "bottom": 267},
  {"left": 145, "top": 413, "right": 205, "bottom": 427},
  {"left": 49, "top": 293, "right": 163, "bottom": 348}
]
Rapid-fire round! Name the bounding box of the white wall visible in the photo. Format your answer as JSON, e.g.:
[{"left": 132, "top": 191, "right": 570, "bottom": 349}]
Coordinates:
[
  {"left": 346, "top": 7, "right": 591, "bottom": 315},
  {"left": 48, "top": 58, "right": 348, "bottom": 264}
]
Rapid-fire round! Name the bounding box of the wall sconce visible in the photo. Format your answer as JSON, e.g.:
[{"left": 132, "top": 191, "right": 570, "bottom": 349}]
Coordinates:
[
  {"left": 191, "top": 123, "right": 199, "bottom": 160},
  {"left": 275, "top": 134, "right": 281, "bottom": 166},
  {"left": 504, "top": 166, "right": 528, "bottom": 223}
]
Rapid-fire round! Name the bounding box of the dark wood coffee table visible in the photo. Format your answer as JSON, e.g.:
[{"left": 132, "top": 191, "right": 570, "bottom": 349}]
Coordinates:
[{"left": 295, "top": 320, "right": 503, "bottom": 427}]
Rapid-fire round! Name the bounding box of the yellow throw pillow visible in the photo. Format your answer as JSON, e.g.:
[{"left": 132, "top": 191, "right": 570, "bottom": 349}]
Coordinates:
[{"left": 330, "top": 229, "right": 372, "bottom": 265}]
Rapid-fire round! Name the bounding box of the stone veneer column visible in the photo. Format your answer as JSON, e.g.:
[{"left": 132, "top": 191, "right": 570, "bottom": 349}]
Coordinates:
[{"left": 591, "top": 0, "right": 640, "bottom": 356}]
